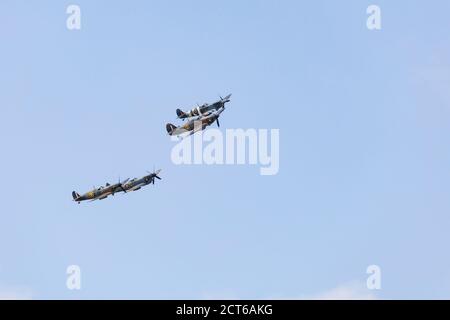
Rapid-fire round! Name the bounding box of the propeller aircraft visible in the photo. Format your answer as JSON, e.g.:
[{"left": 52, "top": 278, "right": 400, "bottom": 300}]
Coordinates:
[
  {"left": 72, "top": 178, "right": 129, "bottom": 203},
  {"left": 166, "top": 107, "right": 224, "bottom": 137},
  {"left": 176, "top": 94, "right": 231, "bottom": 120},
  {"left": 121, "top": 169, "right": 162, "bottom": 192},
  {"left": 72, "top": 170, "right": 162, "bottom": 204}
]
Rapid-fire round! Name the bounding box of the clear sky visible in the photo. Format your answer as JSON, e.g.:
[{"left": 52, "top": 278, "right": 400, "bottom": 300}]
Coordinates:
[{"left": 1, "top": 0, "right": 449, "bottom": 299}]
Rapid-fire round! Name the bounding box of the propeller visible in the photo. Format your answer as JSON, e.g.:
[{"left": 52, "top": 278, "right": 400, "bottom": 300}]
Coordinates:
[
  {"left": 146, "top": 167, "right": 162, "bottom": 185},
  {"left": 219, "top": 93, "right": 232, "bottom": 103},
  {"left": 216, "top": 118, "right": 220, "bottom": 127},
  {"left": 120, "top": 177, "right": 130, "bottom": 193},
  {"left": 112, "top": 177, "right": 129, "bottom": 195}
]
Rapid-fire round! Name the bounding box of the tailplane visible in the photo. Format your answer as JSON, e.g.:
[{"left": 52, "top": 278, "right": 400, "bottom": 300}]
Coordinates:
[
  {"left": 166, "top": 123, "right": 177, "bottom": 135},
  {"left": 176, "top": 109, "right": 187, "bottom": 119},
  {"left": 72, "top": 191, "right": 80, "bottom": 201}
]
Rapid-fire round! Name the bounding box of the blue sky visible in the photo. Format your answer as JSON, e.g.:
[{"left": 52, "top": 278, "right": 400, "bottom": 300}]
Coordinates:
[{"left": 0, "top": 0, "right": 450, "bottom": 299}]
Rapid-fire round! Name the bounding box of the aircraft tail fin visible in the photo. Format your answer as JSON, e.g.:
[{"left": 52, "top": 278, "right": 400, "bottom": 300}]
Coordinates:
[
  {"left": 176, "top": 109, "right": 187, "bottom": 118},
  {"left": 166, "top": 123, "right": 177, "bottom": 135},
  {"left": 72, "top": 191, "right": 80, "bottom": 200}
]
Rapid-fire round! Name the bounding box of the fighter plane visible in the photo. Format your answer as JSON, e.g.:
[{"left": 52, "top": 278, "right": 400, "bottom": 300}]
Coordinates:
[
  {"left": 121, "top": 169, "right": 162, "bottom": 192},
  {"left": 166, "top": 107, "right": 224, "bottom": 137},
  {"left": 176, "top": 94, "right": 231, "bottom": 120},
  {"left": 72, "top": 178, "right": 130, "bottom": 203}
]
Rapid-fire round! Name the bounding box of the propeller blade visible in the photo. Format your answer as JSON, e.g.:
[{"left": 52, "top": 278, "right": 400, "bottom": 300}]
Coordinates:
[
  {"left": 118, "top": 178, "right": 129, "bottom": 193},
  {"left": 216, "top": 119, "right": 220, "bottom": 127},
  {"left": 155, "top": 175, "right": 162, "bottom": 180}
]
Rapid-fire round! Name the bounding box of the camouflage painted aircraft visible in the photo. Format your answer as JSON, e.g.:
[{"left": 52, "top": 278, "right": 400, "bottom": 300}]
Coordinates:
[
  {"left": 176, "top": 94, "right": 231, "bottom": 120},
  {"left": 166, "top": 107, "right": 224, "bottom": 137},
  {"left": 121, "top": 169, "right": 162, "bottom": 192},
  {"left": 72, "top": 178, "right": 130, "bottom": 203},
  {"left": 72, "top": 169, "right": 162, "bottom": 203}
]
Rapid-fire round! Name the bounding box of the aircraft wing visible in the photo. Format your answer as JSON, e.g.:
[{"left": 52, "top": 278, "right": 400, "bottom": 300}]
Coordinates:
[
  {"left": 91, "top": 194, "right": 110, "bottom": 201},
  {"left": 126, "top": 186, "right": 142, "bottom": 192},
  {"left": 208, "top": 101, "right": 222, "bottom": 110}
]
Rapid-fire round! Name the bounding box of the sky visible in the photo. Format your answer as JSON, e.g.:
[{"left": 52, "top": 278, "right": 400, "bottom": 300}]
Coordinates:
[{"left": 0, "top": 0, "right": 449, "bottom": 299}]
